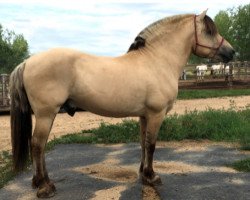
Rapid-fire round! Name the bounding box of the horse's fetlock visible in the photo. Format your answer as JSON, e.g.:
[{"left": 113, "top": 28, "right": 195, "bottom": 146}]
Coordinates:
[
  {"left": 32, "top": 175, "right": 46, "bottom": 188},
  {"left": 139, "top": 162, "right": 144, "bottom": 173},
  {"left": 143, "top": 167, "right": 154, "bottom": 178}
]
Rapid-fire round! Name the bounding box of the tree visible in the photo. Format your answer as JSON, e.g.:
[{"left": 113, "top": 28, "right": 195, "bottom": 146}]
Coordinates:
[
  {"left": 214, "top": 11, "right": 232, "bottom": 43},
  {"left": 0, "top": 24, "right": 29, "bottom": 73},
  {"left": 214, "top": 4, "right": 250, "bottom": 61},
  {"left": 230, "top": 4, "right": 250, "bottom": 61},
  {"left": 188, "top": 54, "right": 209, "bottom": 65}
]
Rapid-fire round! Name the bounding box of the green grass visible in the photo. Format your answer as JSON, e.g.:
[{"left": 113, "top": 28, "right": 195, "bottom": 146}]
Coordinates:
[
  {"left": 0, "top": 151, "right": 16, "bottom": 189},
  {"left": 77, "top": 108, "right": 250, "bottom": 143},
  {"left": 46, "top": 120, "right": 140, "bottom": 151},
  {"left": 45, "top": 107, "right": 250, "bottom": 151},
  {"left": 177, "top": 89, "right": 250, "bottom": 99},
  {"left": 158, "top": 108, "right": 250, "bottom": 142},
  {"left": 231, "top": 158, "right": 250, "bottom": 172}
]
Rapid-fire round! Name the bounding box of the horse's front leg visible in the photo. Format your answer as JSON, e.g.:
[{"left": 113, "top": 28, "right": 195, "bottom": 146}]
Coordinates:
[
  {"left": 139, "top": 116, "right": 147, "bottom": 173},
  {"left": 142, "top": 111, "right": 165, "bottom": 185}
]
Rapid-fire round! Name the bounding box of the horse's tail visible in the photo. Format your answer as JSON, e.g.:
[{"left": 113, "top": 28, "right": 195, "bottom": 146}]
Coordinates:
[{"left": 10, "top": 62, "right": 32, "bottom": 171}]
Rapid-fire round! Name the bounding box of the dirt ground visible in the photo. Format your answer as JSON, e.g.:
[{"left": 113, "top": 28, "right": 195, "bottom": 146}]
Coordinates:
[
  {"left": 0, "top": 142, "right": 249, "bottom": 200},
  {"left": 1, "top": 96, "right": 250, "bottom": 152}
]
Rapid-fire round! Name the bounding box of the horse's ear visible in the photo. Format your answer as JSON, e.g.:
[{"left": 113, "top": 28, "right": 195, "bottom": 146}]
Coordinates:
[{"left": 199, "top": 9, "right": 208, "bottom": 20}]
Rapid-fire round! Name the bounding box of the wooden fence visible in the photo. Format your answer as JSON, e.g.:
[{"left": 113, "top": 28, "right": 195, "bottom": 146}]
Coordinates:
[
  {"left": 0, "top": 74, "right": 10, "bottom": 112},
  {"left": 182, "top": 61, "right": 250, "bottom": 83}
]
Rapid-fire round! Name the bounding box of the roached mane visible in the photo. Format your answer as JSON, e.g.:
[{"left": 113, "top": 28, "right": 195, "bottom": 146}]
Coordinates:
[{"left": 127, "top": 14, "right": 218, "bottom": 52}]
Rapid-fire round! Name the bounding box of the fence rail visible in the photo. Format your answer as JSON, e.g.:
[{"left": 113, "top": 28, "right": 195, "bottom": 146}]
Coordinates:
[{"left": 181, "top": 61, "right": 250, "bottom": 83}]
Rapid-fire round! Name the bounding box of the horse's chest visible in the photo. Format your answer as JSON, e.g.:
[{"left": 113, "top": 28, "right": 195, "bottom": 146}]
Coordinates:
[{"left": 146, "top": 92, "right": 176, "bottom": 113}]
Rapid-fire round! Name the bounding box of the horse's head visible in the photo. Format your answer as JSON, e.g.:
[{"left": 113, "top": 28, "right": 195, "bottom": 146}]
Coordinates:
[{"left": 193, "top": 10, "right": 235, "bottom": 63}]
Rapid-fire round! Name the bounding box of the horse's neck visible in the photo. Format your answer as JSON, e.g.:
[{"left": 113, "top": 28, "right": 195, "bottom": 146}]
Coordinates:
[{"left": 140, "top": 17, "right": 194, "bottom": 80}]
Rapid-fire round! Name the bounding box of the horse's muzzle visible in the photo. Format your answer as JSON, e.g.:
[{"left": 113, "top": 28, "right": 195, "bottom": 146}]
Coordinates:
[{"left": 217, "top": 47, "right": 235, "bottom": 63}]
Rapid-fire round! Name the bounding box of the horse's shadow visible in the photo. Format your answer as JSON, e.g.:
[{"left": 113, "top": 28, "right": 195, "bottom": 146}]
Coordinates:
[{"left": 0, "top": 143, "right": 249, "bottom": 200}]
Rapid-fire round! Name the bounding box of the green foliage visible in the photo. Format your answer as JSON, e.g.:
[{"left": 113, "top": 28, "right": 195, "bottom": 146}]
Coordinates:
[
  {"left": 158, "top": 108, "right": 250, "bottom": 142},
  {"left": 0, "top": 24, "right": 29, "bottom": 73},
  {"left": 214, "top": 3, "right": 250, "bottom": 61},
  {"left": 86, "top": 120, "right": 140, "bottom": 143},
  {"left": 0, "top": 151, "right": 16, "bottom": 189},
  {"left": 46, "top": 120, "right": 140, "bottom": 150},
  {"left": 214, "top": 11, "right": 232, "bottom": 43},
  {"left": 188, "top": 54, "right": 209, "bottom": 65},
  {"left": 231, "top": 158, "right": 250, "bottom": 172},
  {"left": 230, "top": 4, "right": 250, "bottom": 61},
  {"left": 241, "top": 134, "right": 250, "bottom": 150}
]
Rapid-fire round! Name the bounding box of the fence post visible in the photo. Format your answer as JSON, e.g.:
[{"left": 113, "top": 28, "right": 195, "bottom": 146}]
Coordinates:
[
  {"left": 227, "top": 62, "right": 233, "bottom": 86},
  {"left": 243, "top": 61, "right": 247, "bottom": 80},
  {"left": 248, "top": 61, "right": 250, "bottom": 81},
  {"left": 236, "top": 61, "right": 240, "bottom": 80},
  {"left": 1, "top": 74, "right": 9, "bottom": 107},
  {"left": 0, "top": 75, "right": 2, "bottom": 106}
]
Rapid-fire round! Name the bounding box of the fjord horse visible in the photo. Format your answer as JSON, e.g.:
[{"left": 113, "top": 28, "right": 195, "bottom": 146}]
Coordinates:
[{"left": 10, "top": 10, "right": 234, "bottom": 198}]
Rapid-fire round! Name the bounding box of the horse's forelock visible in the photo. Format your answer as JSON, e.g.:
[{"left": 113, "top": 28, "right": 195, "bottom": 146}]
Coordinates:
[{"left": 203, "top": 15, "right": 217, "bottom": 36}]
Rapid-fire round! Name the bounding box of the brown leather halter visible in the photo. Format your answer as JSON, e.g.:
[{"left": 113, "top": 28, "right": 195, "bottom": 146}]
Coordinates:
[{"left": 193, "top": 15, "right": 224, "bottom": 58}]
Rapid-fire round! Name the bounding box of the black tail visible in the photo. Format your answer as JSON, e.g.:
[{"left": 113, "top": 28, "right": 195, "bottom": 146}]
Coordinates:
[{"left": 10, "top": 62, "right": 32, "bottom": 171}]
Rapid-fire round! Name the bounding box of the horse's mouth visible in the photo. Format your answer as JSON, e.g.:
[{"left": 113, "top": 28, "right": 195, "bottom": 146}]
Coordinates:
[
  {"left": 218, "top": 53, "right": 232, "bottom": 63},
  {"left": 216, "top": 47, "right": 235, "bottom": 63}
]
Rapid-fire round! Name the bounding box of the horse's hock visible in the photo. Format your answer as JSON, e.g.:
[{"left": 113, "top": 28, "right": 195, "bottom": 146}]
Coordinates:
[{"left": 0, "top": 74, "right": 10, "bottom": 111}]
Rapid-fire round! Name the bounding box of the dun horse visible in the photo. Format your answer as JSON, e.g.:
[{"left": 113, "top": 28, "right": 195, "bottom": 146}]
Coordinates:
[{"left": 10, "top": 10, "right": 234, "bottom": 198}]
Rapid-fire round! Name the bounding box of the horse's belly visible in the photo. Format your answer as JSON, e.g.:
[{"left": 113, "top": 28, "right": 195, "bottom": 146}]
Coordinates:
[{"left": 72, "top": 93, "right": 145, "bottom": 118}]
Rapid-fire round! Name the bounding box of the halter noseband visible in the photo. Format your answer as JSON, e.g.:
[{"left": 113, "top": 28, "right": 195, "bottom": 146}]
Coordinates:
[{"left": 193, "top": 15, "right": 224, "bottom": 58}]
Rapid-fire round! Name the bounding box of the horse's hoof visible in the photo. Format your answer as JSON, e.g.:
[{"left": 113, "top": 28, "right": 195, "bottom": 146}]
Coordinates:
[
  {"left": 37, "top": 183, "right": 56, "bottom": 198},
  {"left": 47, "top": 181, "right": 56, "bottom": 192},
  {"left": 142, "top": 174, "right": 162, "bottom": 186}
]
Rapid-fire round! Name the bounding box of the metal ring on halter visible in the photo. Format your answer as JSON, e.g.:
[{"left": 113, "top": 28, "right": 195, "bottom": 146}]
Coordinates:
[{"left": 193, "top": 15, "right": 224, "bottom": 58}]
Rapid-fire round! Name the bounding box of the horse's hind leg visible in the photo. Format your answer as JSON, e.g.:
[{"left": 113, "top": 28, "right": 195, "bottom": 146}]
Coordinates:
[
  {"left": 31, "top": 112, "right": 57, "bottom": 198},
  {"left": 142, "top": 111, "right": 165, "bottom": 185}
]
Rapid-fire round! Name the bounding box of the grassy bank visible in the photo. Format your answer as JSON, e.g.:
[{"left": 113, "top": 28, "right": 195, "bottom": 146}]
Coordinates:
[
  {"left": 177, "top": 89, "right": 250, "bottom": 99},
  {"left": 47, "top": 107, "right": 250, "bottom": 154}
]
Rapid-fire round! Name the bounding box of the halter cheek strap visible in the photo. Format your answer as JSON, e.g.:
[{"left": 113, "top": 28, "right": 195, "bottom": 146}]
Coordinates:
[{"left": 194, "top": 15, "right": 224, "bottom": 58}]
